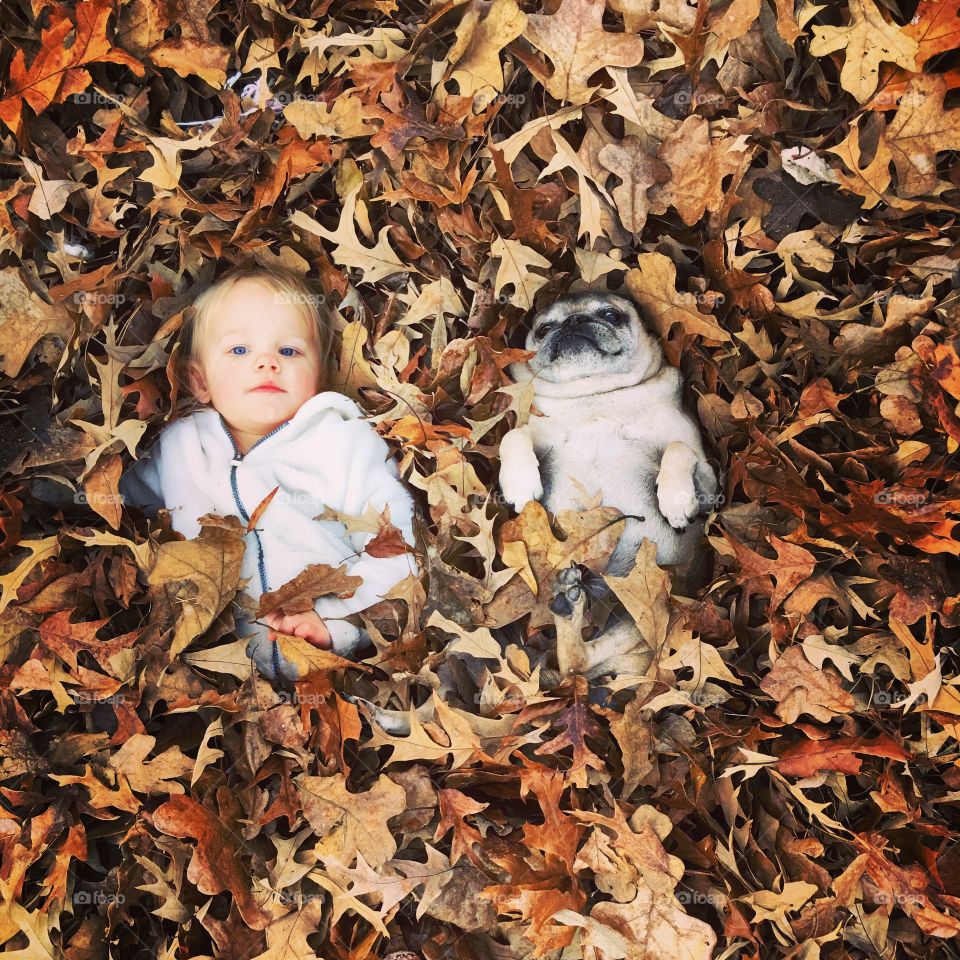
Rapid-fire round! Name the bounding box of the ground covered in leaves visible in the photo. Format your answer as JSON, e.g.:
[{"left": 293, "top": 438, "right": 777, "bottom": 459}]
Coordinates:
[{"left": 1, "top": 0, "right": 960, "bottom": 957}]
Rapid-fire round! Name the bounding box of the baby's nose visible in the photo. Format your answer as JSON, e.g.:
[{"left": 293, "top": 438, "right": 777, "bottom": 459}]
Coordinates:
[{"left": 255, "top": 352, "right": 280, "bottom": 369}]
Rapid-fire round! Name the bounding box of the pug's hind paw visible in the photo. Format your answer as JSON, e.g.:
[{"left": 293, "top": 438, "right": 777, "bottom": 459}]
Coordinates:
[
  {"left": 656, "top": 473, "right": 700, "bottom": 531},
  {"left": 549, "top": 562, "right": 584, "bottom": 617}
]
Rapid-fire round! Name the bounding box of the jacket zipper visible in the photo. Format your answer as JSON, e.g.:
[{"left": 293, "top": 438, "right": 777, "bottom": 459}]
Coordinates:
[{"left": 220, "top": 416, "right": 292, "bottom": 678}]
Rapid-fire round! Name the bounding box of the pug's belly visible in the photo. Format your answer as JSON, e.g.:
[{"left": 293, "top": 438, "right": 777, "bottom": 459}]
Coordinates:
[
  {"left": 537, "top": 431, "right": 696, "bottom": 566},
  {"left": 538, "top": 431, "right": 660, "bottom": 516}
]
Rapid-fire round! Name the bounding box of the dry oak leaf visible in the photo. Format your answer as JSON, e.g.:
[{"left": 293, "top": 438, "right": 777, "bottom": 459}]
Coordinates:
[
  {"left": 705, "top": 0, "right": 761, "bottom": 50},
  {"left": 827, "top": 118, "right": 897, "bottom": 209},
  {"left": 152, "top": 791, "right": 274, "bottom": 930},
  {"left": 146, "top": 37, "right": 230, "bottom": 88},
  {"left": 38, "top": 610, "right": 139, "bottom": 673},
  {"left": 289, "top": 175, "right": 407, "bottom": 285},
  {"left": 49, "top": 764, "right": 140, "bottom": 814},
  {"left": 625, "top": 252, "right": 732, "bottom": 343},
  {"left": 0, "top": 0, "right": 144, "bottom": 137},
  {"left": 365, "top": 692, "right": 487, "bottom": 769},
  {"left": 107, "top": 733, "right": 194, "bottom": 796},
  {"left": 760, "top": 646, "right": 856, "bottom": 723},
  {"left": 905, "top": 0, "right": 960, "bottom": 68},
  {"left": 776, "top": 734, "right": 911, "bottom": 778},
  {"left": 585, "top": 885, "right": 717, "bottom": 960},
  {"left": 490, "top": 236, "right": 552, "bottom": 311},
  {"left": 647, "top": 115, "right": 751, "bottom": 227},
  {"left": 447, "top": 0, "right": 528, "bottom": 102},
  {"left": 299, "top": 772, "right": 406, "bottom": 869},
  {"left": 597, "top": 137, "right": 670, "bottom": 234},
  {"left": 256, "top": 563, "right": 362, "bottom": 619},
  {"left": 726, "top": 532, "right": 817, "bottom": 611},
  {"left": 0, "top": 269, "right": 75, "bottom": 379},
  {"left": 882, "top": 73, "right": 960, "bottom": 198},
  {"left": 737, "top": 881, "right": 819, "bottom": 939},
  {"left": 146, "top": 514, "right": 246, "bottom": 659},
  {"left": 572, "top": 803, "right": 683, "bottom": 901},
  {"left": 523, "top": 0, "right": 647, "bottom": 104},
  {"left": 606, "top": 0, "right": 697, "bottom": 33},
  {"left": 809, "top": 0, "right": 919, "bottom": 103},
  {"left": 246, "top": 893, "right": 325, "bottom": 960}
]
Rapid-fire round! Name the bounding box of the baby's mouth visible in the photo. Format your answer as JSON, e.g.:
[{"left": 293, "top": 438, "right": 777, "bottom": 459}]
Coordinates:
[{"left": 251, "top": 384, "right": 285, "bottom": 393}]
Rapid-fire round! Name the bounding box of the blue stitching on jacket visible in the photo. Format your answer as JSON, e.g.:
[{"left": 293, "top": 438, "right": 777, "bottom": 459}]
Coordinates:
[{"left": 220, "top": 415, "right": 293, "bottom": 678}]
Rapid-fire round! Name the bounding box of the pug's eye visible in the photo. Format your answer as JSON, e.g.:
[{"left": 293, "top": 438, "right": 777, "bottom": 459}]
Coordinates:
[
  {"left": 534, "top": 323, "right": 553, "bottom": 340},
  {"left": 601, "top": 308, "right": 626, "bottom": 324}
]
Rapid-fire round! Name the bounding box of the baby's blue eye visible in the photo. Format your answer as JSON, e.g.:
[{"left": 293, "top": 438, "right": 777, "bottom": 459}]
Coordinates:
[{"left": 227, "top": 346, "right": 301, "bottom": 356}]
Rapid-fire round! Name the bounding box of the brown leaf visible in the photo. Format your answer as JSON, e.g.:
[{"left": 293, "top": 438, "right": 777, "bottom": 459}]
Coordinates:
[
  {"left": 760, "top": 646, "right": 856, "bottom": 723},
  {"left": 152, "top": 790, "right": 274, "bottom": 929},
  {"left": 256, "top": 563, "right": 362, "bottom": 618}
]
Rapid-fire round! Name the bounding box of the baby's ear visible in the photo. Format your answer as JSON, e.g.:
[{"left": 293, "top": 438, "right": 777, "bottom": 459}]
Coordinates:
[{"left": 186, "top": 360, "right": 211, "bottom": 403}]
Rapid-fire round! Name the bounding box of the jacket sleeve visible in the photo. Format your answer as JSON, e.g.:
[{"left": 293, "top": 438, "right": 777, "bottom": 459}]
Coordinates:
[
  {"left": 313, "top": 419, "right": 418, "bottom": 644},
  {"left": 119, "top": 447, "right": 165, "bottom": 515}
]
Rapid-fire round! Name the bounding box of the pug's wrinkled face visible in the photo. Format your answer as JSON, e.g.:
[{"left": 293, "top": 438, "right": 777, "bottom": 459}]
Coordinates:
[{"left": 523, "top": 293, "right": 663, "bottom": 387}]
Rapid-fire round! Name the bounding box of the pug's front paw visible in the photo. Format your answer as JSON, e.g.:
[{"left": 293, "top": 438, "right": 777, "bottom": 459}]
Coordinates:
[
  {"left": 656, "top": 469, "right": 699, "bottom": 531},
  {"left": 498, "top": 461, "right": 543, "bottom": 511}
]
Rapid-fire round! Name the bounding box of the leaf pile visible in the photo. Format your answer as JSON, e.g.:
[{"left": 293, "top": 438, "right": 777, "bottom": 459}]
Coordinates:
[{"left": 1, "top": 0, "right": 960, "bottom": 957}]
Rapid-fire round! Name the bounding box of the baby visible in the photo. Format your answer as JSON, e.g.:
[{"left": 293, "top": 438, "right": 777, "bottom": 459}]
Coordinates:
[{"left": 120, "top": 264, "right": 419, "bottom": 681}]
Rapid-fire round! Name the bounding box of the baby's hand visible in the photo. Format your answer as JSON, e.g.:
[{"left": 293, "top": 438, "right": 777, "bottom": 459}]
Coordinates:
[{"left": 263, "top": 609, "right": 332, "bottom": 650}]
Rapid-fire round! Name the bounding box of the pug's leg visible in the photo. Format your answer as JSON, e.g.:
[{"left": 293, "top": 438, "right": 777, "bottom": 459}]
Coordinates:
[
  {"left": 693, "top": 457, "right": 720, "bottom": 511},
  {"left": 499, "top": 424, "right": 543, "bottom": 510},
  {"left": 656, "top": 441, "right": 701, "bottom": 530}
]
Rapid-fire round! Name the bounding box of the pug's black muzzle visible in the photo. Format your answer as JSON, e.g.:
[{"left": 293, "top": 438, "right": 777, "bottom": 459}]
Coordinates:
[{"left": 546, "top": 314, "right": 622, "bottom": 362}]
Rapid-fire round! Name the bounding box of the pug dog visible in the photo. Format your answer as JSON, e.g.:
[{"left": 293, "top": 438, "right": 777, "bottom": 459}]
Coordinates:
[{"left": 499, "top": 292, "right": 719, "bottom": 578}]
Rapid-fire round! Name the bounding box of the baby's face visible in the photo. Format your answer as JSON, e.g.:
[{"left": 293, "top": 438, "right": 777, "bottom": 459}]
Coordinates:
[{"left": 189, "top": 280, "right": 325, "bottom": 448}]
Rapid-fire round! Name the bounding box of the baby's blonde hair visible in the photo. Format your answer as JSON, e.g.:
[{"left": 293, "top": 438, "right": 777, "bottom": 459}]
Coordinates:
[{"left": 178, "top": 264, "right": 336, "bottom": 403}]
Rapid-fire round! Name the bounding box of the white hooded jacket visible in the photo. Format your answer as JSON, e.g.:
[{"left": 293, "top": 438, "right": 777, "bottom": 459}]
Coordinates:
[{"left": 119, "top": 391, "right": 419, "bottom": 658}]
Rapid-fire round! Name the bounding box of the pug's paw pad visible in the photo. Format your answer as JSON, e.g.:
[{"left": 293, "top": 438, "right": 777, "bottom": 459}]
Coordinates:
[
  {"left": 656, "top": 474, "right": 699, "bottom": 530},
  {"left": 549, "top": 561, "right": 584, "bottom": 617}
]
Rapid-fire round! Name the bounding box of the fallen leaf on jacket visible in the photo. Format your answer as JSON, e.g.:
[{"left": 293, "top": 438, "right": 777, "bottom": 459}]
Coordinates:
[
  {"left": 274, "top": 632, "right": 371, "bottom": 676},
  {"left": 146, "top": 514, "right": 246, "bottom": 659},
  {"left": 257, "top": 562, "right": 362, "bottom": 618},
  {"left": 246, "top": 484, "right": 280, "bottom": 534}
]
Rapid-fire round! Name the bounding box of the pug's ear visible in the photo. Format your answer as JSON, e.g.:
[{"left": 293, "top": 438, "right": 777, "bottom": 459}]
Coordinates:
[{"left": 186, "top": 360, "right": 212, "bottom": 404}]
